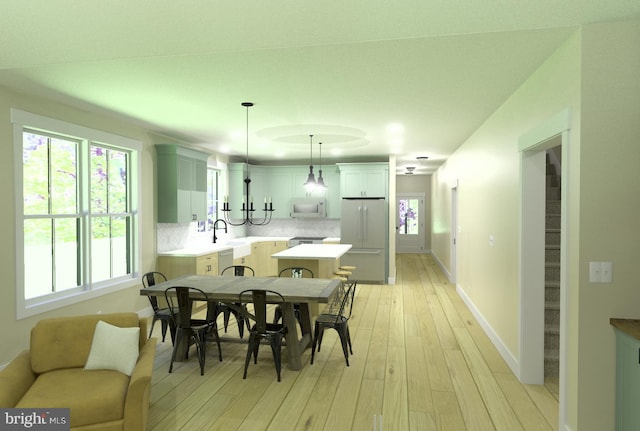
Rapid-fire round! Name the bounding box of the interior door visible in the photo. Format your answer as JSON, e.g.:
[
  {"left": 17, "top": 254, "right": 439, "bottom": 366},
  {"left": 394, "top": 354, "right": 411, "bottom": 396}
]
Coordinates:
[{"left": 396, "top": 193, "right": 425, "bottom": 253}]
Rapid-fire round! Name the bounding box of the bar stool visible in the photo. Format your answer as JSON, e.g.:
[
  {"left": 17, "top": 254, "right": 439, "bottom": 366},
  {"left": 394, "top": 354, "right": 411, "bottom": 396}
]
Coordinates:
[{"left": 335, "top": 265, "right": 356, "bottom": 279}]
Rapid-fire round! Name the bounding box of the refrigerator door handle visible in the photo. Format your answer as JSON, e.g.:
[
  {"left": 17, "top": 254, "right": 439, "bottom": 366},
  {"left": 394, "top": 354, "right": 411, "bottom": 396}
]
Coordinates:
[
  {"left": 357, "top": 206, "right": 363, "bottom": 241},
  {"left": 362, "top": 205, "right": 368, "bottom": 242}
]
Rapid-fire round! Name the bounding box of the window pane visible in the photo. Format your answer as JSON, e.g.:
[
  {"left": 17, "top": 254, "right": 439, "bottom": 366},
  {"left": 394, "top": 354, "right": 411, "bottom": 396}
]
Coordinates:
[
  {"left": 54, "top": 218, "right": 80, "bottom": 291},
  {"left": 91, "top": 216, "right": 130, "bottom": 282},
  {"left": 24, "top": 219, "right": 53, "bottom": 299},
  {"left": 90, "top": 146, "right": 108, "bottom": 214},
  {"left": 23, "top": 132, "right": 50, "bottom": 215},
  {"left": 108, "top": 149, "right": 128, "bottom": 213},
  {"left": 398, "top": 198, "right": 419, "bottom": 235},
  {"left": 111, "top": 216, "right": 130, "bottom": 277},
  {"left": 50, "top": 138, "right": 77, "bottom": 214}
]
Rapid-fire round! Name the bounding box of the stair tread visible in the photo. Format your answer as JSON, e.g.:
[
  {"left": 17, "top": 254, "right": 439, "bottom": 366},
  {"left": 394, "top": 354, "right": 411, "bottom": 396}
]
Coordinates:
[
  {"left": 545, "top": 281, "right": 560, "bottom": 288},
  {"left": 545, "top": 244, "right": 560, "bottom": 250},
  {"left": 544, "top": 350, "right": 560, "bottom": 361},
  {"left": 545, "top": 301, "right": 560, "bottom": 310}
]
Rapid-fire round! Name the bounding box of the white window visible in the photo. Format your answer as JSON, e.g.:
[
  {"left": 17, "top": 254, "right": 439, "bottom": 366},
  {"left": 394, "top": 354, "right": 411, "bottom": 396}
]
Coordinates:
[{"left": 12, "top": 109, "right": 141, "bottom": 318}]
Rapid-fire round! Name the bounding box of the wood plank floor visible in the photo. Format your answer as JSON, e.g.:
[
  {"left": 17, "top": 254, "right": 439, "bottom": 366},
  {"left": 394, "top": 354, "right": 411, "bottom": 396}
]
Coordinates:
[{"left": 147, "top": 254, "right": 559, "bottom": 430}]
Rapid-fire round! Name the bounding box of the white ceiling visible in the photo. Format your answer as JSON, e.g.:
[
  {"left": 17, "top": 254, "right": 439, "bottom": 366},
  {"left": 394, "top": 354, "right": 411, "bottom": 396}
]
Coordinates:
[{"left": 2, "top": 1, "right": 639, "bottom": 174}]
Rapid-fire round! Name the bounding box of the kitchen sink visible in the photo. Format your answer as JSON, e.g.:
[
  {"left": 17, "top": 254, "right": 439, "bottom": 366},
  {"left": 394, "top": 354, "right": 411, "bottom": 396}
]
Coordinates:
[{"left": 225, "top": 239, "right": 251, "bottom": 259}]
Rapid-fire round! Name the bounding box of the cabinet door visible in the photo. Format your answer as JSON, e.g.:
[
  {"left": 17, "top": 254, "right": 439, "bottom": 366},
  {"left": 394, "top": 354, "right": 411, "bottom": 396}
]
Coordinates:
[
  {"left": 363, "top": 169, "right": 387, "bottom": 197},
  {"left": 323, "top": 169, "right": 341, "bottom": 218},
  {"left": 341, "top": 170, "right": 365, "bottom": 197},
  {"left": 156, "top": 145, "right": 209, "bottom": 223},
  {"left": 267, "top": 170, "right": 294, "bottom": 218},
  {"left": 616, "top": 330, "right": 640, "bottom": 430},
  {"left": 196, "top": 253, "right": 218, "bottom": 275}
]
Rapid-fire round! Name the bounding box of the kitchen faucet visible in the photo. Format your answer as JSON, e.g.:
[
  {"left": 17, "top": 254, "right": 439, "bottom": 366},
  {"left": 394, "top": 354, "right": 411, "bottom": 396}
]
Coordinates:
[{"left": 212, "top": 219, "right": 227, "bottom": 243}]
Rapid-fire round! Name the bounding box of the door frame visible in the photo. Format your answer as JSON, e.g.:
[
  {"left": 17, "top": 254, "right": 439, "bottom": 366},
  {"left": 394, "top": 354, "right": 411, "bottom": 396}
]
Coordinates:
[
  {"left": 518, "top": 109, "right": 570, "bottom": 427},
  {"left": 395, "top": 192, "right": 426, "bottom": 253}
]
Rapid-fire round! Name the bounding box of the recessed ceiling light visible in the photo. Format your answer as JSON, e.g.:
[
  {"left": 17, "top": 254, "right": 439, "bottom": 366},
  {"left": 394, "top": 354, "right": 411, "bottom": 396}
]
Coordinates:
[
  {"left": 416, "top": 156, "right": 429, "bottom": 160},
  {"left": 386, "top": 123, "right": 404, "bottom": 134}
]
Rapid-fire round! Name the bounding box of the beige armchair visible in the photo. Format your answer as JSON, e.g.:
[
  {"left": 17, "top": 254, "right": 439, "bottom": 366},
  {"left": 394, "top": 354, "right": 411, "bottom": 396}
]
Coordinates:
[{"left": 0, "top": 313, "right": 156, "bottom": 430}]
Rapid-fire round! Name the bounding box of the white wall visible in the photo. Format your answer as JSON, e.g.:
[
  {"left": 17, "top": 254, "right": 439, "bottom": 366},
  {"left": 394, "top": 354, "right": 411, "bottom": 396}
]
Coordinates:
[{"left": 432, "top": 20, "right": 640, "bottom": 430}]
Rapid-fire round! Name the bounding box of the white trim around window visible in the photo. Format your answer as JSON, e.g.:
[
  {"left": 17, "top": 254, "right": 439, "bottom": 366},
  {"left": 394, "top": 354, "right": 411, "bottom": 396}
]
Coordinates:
[{"left": 11, "top": 108, "right": 143, "bottom": 319}]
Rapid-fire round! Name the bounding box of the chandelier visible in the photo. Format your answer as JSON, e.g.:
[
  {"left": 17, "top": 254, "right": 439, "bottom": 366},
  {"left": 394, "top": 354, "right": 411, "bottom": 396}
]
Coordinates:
[{"left": 221, "top": 102, "right": 274, "bottom": 226}]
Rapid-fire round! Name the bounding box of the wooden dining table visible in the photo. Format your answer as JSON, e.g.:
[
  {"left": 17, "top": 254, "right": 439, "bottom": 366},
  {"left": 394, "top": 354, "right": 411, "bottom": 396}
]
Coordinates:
[{"left": 140, "top": 274, "right": 341, "bottom": 370}]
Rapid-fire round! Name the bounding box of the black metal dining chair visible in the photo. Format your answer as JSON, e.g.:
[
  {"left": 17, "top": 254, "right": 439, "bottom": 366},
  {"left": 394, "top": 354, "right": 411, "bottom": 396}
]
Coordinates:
[
  {"left": 164, "top": 286, "right": 222, "bottom": 376},
  {"left": 311, "top": 280, "right": 357, "bottom": 366},
  {"left": 208, "top": 265, "right": 255, "bottom": 338},
  {"left": 142, "top": 271, "right": 177, "bottom": 344},
  {"left": 273, "top": 267, "right": 314, "bottom": 326},
  {"left": 238, "top": 289, "right": 288, "bottom": 382}
]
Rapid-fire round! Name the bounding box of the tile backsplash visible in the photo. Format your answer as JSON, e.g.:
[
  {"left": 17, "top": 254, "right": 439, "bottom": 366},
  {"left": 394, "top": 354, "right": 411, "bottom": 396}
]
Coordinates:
[{"left": 157, "top": 218, "right": 340, "bottom": 252}]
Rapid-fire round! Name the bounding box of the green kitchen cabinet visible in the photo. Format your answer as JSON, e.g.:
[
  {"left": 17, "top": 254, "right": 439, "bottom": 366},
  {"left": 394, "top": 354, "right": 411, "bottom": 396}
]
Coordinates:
[
  {"left": 337, "top": 162, "right": 388, "bottom": 198},
  {"left": 156, "top": 144, "right": 209, "bottom": 223},
  {"left": 613, "top": 324, "right": 640, "bottom": 430}
]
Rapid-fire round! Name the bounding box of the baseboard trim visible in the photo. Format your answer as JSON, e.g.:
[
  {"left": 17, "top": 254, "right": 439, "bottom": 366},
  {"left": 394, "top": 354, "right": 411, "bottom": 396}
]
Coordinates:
[
  {"left": 431, "top": 252, "right": 452, "bottom": 282},
  {"left": 455, "top": 284, "right": 520, "bottom": 377}
]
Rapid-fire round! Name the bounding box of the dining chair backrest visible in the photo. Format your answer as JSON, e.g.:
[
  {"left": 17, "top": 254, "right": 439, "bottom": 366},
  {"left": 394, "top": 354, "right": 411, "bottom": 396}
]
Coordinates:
[
  {"left": 142, "top": 271, "right": 167, "bottom": 310},
  {"left": 278, "top": 267, "right": 314, "bottom": 278},
  {"left": 164, "top": 286, "right": 208, "bottom": 328},
  {"left": 221, "top": 265, "right": 255, "bottom": 277},
  {"left": 330, "top": 280, "right": 357, "bottom": 322},
  {"left": 239, "top": 289, "right": 285, "bottom": 333}
]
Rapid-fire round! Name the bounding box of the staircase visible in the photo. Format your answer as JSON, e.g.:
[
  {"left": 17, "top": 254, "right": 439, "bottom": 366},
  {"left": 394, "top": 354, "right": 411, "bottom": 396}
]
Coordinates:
[{"left": 544, "top": 151, "right": 561, "bottom": 378}]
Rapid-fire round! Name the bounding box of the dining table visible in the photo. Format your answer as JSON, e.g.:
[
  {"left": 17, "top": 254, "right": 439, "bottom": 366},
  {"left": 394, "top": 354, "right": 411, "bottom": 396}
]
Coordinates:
[{"left": 140, "top": 273, "right": 341, "bottom": 370}]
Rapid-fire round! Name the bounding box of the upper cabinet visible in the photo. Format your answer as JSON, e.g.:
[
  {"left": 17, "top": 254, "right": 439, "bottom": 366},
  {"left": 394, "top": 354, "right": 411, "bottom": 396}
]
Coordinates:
[
  {"left": 337, "top": 163, "right": 389, "bottom": 198},
  {"left": 228, "top": 163, "right": 342, "bottom": 218},
  {"left": 156, "top": 145, "right": 209, "bottom": 223}
]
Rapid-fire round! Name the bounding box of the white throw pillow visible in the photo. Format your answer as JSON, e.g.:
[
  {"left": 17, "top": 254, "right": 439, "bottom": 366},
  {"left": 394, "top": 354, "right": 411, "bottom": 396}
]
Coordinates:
[{"left": 84, "top": 320, "right": 140, "bottom": 376}]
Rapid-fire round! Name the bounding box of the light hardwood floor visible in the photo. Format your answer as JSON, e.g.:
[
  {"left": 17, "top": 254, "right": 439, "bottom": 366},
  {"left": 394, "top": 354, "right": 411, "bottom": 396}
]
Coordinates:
[{"left": 147, "top": 254, "right": 559, "bottom": 430}]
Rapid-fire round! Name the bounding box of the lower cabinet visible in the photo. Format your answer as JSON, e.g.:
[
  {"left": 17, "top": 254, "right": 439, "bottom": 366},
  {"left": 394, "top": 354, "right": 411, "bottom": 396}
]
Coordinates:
[
  {"left": 613, "top": 325, "right": 640, "bottom": 430},
  {"left": 157, "top": 240, "right": 290, "bottom": 280},
  {"left": 232, "top": 241, "right": 288, "bottom": 276},
  {"left": 157, "top": 252, "right": 219, "bottom": 280}
]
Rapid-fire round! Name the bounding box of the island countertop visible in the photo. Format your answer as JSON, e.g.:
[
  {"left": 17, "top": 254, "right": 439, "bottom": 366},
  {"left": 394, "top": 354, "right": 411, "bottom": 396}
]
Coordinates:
[{"left": 272, "top": 244, "right": 352, "bottom": 260}]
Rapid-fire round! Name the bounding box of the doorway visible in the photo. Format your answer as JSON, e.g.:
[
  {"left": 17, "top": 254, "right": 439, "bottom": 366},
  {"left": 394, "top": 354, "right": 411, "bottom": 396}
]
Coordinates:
[
  {"left": 396, "top": 193, "right": 426, "bottom": 253},
  {"left": 518, "top": 109, "right": 570, "bottom": 427}
]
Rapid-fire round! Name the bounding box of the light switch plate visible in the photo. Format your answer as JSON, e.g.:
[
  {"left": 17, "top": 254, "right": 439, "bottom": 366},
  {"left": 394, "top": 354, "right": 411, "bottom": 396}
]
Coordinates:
[{"left": 589, "top": 261, "right": 613, "bottom": 283}]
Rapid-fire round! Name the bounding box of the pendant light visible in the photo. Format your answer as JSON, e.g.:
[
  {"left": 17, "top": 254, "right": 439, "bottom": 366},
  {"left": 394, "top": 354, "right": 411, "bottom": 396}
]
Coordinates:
[
  {"left": 316, "top": 141, "right": 327, "bottom": 189},
  {"left": 304, "top": 134, "right": 316, "bottom": 189}
]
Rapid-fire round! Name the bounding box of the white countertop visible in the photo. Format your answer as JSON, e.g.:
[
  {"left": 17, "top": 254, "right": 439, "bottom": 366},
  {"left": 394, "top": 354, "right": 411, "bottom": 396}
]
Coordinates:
[
  {"left": 272, "top": 244, "right": 352, "bottom": 260},
  {"left": 158, "top": 236, "right": 341, "bottom": 257}
]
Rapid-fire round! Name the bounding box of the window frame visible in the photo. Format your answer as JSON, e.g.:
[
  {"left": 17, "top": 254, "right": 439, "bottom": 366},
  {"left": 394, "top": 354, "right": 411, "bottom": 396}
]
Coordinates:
[{"left": 12, "top": 109, "right": 142, "bottom": 319}]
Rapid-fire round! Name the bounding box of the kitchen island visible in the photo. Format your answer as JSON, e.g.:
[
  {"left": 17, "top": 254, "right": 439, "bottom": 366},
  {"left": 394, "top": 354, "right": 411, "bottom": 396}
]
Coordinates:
[{"left": 272, "top": 243, "right": 352, "bottom": 279}]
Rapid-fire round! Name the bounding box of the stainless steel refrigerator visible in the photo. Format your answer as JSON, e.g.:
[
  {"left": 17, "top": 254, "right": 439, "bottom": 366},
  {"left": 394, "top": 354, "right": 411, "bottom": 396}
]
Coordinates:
[{"left": 340, "top": 197, "right": 387, "bottom": 282}]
